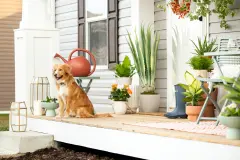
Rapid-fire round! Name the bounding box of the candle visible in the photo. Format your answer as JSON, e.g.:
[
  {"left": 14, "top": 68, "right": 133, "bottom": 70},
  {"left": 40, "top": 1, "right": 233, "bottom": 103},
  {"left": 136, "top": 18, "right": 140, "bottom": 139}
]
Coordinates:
[{"left": 33, "top": 100, "right": 42, "bottom": 116}]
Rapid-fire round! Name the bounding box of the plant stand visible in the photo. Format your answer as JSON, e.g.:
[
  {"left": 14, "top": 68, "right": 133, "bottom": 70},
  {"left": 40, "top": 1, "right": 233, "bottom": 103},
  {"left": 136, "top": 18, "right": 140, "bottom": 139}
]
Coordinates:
[{"left": 76, "top": 77, "right": 100, "bottom": 93}]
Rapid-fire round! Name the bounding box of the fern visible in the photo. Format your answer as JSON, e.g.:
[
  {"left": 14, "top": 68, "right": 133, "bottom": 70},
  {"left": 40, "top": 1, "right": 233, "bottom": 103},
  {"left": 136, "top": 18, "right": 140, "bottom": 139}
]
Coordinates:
[{"left": 188, "top": 56, "right": 214, "bottom": 70}]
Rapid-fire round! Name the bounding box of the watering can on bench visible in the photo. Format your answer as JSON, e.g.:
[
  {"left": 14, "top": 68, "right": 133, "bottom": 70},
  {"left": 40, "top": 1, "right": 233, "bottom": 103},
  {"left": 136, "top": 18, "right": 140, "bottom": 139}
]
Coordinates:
[{"left": 54, "top": 48, "right": 96, "bottom": 77}]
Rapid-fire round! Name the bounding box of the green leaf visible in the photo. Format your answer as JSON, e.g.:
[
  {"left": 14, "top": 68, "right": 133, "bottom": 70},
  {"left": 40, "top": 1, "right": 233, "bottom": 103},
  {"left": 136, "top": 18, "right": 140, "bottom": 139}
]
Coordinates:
[
  {"left": 184, "top": 71, "right": 195, "bottom": 85},
  {"left": 220, "top": 76, "right": 235, "bottom": 84},
  {"left": 178, "top": 83, "right": 188, "bottom": 90}
]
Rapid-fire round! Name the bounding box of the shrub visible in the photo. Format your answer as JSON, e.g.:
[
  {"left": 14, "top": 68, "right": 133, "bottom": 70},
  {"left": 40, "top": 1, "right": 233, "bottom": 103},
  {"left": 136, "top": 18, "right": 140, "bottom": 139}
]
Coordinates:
[{"left": 188, "top": 56, "right": 214, "bottom": 70}]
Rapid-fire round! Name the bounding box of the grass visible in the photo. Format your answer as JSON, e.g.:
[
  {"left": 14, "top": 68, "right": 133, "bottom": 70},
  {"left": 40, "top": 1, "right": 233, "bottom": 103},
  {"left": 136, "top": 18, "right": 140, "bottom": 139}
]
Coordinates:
[{"left": 0, "top": 114, "right": 9, "bottom": 131}]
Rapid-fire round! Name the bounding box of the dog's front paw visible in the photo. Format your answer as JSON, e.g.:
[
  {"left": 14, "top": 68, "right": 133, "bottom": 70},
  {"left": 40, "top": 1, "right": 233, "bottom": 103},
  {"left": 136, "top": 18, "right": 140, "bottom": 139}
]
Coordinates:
[
  {"left": 55, "top": 115, "right": 63, "bottom": 120},
  {"left": 64, "top": 114, "right": 70, "bottom": 118}
]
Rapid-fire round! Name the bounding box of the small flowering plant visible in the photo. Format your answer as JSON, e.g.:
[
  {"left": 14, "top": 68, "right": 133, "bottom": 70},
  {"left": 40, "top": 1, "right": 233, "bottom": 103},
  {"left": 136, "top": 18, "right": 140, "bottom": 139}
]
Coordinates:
[
  {"left": 109, "top": 84, "right": 132, "bottom": 101},
  {"left": 221, "top": 103, "right": 240, "bottom": 117}
]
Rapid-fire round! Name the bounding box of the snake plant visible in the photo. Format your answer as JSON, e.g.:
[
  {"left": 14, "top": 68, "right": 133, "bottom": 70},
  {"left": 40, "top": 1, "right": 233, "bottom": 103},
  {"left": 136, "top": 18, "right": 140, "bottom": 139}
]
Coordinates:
[{"left": 126, "top": 25, "right": 160, "bottom": 94}]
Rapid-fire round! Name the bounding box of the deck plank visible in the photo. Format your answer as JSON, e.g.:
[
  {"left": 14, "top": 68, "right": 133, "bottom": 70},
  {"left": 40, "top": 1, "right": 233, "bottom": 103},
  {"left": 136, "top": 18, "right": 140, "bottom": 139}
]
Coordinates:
[{"left": 28, "top": 114, "right": 240, "bottom": 147}]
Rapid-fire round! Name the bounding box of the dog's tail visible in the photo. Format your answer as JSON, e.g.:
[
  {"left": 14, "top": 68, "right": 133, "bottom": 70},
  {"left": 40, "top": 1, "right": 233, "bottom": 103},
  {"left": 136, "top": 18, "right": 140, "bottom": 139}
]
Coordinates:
[{"left": 94, "top": 113, "right": 112, "bottom": 118}]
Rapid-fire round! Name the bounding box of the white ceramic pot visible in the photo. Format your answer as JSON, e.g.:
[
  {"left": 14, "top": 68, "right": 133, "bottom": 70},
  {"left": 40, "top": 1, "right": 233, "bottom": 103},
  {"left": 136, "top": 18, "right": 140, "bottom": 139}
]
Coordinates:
[
  {"left": 112, "top": 101, "right": 127, "bottom": 114},
  {"left": 139, "top": 94, "right": 161, "bottom": 112},
  {"left": 116, "top": 77, "right": 132, "bottom": 85},
  {"left": 194, "top": 70, "right": 208, "bottom": 78}
]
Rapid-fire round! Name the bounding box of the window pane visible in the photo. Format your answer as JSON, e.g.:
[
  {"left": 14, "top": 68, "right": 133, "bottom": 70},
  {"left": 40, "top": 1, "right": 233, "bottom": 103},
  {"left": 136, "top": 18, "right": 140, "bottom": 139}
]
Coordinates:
[
  {"left": 86, "top": 0, "right": 107, "bottom": 18},
  {"left": 89, "top": 20, "right": 107, "bottom": 65}
]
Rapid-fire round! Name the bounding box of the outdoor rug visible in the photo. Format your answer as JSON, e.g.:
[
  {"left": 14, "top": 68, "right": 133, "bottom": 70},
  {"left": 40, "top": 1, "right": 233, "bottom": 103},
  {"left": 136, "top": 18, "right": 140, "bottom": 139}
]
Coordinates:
[{"left": 126, "top": 121, "right": 227, "bottom": 136}]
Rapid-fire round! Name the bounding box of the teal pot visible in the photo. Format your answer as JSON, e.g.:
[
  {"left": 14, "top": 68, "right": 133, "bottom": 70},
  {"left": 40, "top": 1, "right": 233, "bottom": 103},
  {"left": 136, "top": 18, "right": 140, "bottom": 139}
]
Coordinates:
[
  {"left": 218, "top": 116, "right": 240, "bottom": 140},
  {"left": 41, "top": 102, "right": 59, "bottom": 117}
]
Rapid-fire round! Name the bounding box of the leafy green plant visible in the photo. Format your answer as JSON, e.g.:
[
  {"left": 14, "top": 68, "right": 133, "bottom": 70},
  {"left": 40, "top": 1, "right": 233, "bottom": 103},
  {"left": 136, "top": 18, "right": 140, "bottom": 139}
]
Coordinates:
[
  {"left": 221, "top": 103, "right": 240, "bottom": 116},
  {"left": 126, "top": 24, "right": 160, "bottom": 94},
  {"left": 188, "top": 0, "right": 238, "bottom": 29},
  {"left": 41, "top": 96, "right": 58, "bottom": 103},
  {"left": 109, "top": 84, "right": 132, "bottom": 101},
  {"left": 178, "top": 71, "right": 204, "bottom": 106},
  {"left": 191, "top": 36, "right": 218, "bottom": 56},
  {"left": 157, "top": 0, "right": 239, "bottom": 29},
  {"left": 218, "top": 76, "right": 240, "bottom": 117},
  {"left": 115, "top": 56, "right": 135, "bottom": 77},
  {"left": 188, "top": 56, "right": 214, "bottom": 70},
  {"left": 218, "top": 76, "right": 240, "bottom": 104}
]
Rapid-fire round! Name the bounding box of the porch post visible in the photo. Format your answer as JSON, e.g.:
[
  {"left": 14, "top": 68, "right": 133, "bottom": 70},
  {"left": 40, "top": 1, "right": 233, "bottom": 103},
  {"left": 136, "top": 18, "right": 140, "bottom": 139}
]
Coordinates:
[{"left": 14, "top": 0, "right": 59, "bottom": 114}]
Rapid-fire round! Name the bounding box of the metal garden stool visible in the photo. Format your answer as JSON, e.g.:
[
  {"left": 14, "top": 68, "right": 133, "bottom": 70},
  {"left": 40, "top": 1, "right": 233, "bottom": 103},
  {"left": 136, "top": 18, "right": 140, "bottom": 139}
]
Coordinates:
[{"left": 196, "top": 37, "right": 240, "bottom": 125}]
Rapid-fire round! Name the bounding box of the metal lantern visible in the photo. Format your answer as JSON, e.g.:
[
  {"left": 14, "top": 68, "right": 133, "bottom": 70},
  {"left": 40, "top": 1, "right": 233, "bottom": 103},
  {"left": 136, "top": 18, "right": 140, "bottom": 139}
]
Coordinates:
[
  {"left": 10, "top": 102, "right": 27, "bottom": 132},
  {"left": 30, "top": 77, "right": 50, "bottom": 115}
]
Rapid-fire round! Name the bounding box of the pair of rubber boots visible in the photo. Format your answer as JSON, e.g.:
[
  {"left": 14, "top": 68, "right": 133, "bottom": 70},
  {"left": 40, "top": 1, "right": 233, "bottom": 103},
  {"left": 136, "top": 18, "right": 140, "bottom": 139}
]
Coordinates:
[{"left": 164, "top": 85, "right": 187, "bottom": 119}]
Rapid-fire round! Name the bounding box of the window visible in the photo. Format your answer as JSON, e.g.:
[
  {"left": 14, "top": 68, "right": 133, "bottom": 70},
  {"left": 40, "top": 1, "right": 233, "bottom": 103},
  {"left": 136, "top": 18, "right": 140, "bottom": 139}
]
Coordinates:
[
  {"left": 78, "top": 0, "right": 118, "bottom": 70},
  {"left": 86, "top": 0, "right": 108, "bottom": 68}
]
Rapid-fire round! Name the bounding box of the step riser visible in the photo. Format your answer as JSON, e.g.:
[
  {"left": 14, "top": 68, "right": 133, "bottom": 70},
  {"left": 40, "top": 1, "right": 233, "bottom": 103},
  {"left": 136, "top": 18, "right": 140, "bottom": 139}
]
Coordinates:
[{"left": 0, "top": 131, "right": 54, "bottom": 154}]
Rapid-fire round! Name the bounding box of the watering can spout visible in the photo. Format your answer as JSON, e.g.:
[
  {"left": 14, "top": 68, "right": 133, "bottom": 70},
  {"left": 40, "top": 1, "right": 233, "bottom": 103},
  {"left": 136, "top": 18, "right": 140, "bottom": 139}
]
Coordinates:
[{"left": 54, "top": 53, "right": 68, "bottom": 63}]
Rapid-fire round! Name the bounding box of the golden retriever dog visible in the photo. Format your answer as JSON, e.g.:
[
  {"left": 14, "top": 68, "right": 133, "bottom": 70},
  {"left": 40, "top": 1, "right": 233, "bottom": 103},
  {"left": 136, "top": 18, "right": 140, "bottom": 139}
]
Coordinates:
[{"left": 53, "top": 64, "right": 111, "bottom": 118}]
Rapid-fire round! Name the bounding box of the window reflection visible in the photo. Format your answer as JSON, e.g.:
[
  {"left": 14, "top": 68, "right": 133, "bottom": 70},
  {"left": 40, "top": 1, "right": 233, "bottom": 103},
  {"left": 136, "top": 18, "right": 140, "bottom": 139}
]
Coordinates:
[{"left": 89, "top": 20, "right": 107, "bottom": 65}]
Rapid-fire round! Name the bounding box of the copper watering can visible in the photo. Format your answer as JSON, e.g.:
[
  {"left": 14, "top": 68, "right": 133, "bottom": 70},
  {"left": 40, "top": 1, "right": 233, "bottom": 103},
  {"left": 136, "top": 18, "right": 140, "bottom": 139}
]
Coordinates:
[{"left": 54, "top": 48, "right": 96, "bottom": 77}]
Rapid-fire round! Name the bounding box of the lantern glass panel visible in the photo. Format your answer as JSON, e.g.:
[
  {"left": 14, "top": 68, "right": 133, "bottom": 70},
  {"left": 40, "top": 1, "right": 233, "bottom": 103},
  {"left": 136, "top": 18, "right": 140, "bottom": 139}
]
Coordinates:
[
  {"left": 30, "top": 77, "right": 50, "bottom": 114},
  {"left": 10, "top": 102, "right": 27, "bottom": 132}
]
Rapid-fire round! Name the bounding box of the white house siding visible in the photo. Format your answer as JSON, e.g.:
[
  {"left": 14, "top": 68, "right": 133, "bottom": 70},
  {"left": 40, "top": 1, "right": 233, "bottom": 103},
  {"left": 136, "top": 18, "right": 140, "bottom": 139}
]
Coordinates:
[
  {"left": 55, "top": 0, "right": 78, "bottom": 59},
  {"left": 209, "top": 6, "right": 240, "bottom": 39},
  {"left": 154, "top": 0, "right": 167, "bottom": 111},
  {"left": 55, "top": 0, "right": 132, "bottom": 113}
]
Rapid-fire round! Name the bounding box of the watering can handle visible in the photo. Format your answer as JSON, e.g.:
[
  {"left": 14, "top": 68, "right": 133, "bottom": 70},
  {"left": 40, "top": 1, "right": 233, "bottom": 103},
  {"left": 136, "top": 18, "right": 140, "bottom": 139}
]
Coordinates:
[{"left": 68, "top": 48, "right": 97, "bottom": 76}]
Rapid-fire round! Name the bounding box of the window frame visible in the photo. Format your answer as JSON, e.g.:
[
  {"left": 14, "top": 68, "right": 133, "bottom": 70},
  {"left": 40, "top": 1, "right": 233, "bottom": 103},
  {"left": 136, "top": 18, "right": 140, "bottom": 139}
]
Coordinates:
[
  {"left": 78, "top": 0, "right": 119, "bottom": 71},
  {"left": 85, "top": 1, "right": 108, "bottom": 70}
]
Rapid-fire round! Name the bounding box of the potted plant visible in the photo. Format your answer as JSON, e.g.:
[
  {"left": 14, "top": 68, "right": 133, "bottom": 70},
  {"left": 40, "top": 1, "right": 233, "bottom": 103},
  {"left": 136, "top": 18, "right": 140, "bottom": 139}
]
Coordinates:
[
  {"left": 218, "top": 76, "right": 240, "bottom": 140},
  {"left": 179, "top": 71, "right": 205, "bottom": 121},
  {"left": 115, "top": 56, "right": 135, "bottom": 85},
  {"left": 188, "top": 36, "right": 217, "bottom": 78},
  {"left": 188, "top": 56, "right": 214, "bottom": 78},
  {"left": 191, "top": 36, "right": 218, "bottom": 57},
  {"left": 158, "top": 0, "right": 191, "bottom": 19},
  {"left": 109, "top": 84, "right": 132, "bottom": 114},
  {"left": 41, "top": 96, "right": 59, "bottom": 117},
  {"left": 127, "top": 24, "right": 161, "bottom": 112},
  {"left": 158, "top": 0, "right": 240, "bottom": 29}
]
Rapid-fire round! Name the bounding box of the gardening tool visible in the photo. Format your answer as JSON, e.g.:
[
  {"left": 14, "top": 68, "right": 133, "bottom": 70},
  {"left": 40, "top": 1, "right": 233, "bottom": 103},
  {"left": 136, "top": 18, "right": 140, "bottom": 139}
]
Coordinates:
[
  {"left": 164, "top": 85, "right": 187, "bottom": 119},
  {"left": 54, "top": 48, "right": 96, "bottom": 77}
]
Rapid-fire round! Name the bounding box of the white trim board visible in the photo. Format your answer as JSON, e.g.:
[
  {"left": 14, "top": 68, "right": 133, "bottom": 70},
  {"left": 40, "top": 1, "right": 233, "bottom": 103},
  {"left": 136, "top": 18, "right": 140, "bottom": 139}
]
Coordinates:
[
  {"left": 28, "top": 118, "right": 240, "bottom": 160},
  {"left": 0, "top": 111, "right": 10, "bottom": 115}
]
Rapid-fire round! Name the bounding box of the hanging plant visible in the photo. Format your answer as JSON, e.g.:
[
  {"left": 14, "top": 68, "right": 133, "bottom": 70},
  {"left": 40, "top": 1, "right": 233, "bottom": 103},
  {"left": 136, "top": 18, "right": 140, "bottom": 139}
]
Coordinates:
[
  {"left": 188, "top": 0, "right": 237, "bottom": 29},
  {"left": 158, "top": 0, "right": 191, "bottom": 19},
  {"left": 157, "top": 0, "right": 239, "bottom": 30}
]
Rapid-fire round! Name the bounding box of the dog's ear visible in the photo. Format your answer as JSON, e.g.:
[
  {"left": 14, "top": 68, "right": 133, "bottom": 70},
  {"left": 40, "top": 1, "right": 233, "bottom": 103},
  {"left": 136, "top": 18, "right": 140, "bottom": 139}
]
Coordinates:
[
  {"left": 62, "top": 64, "right": 72, "bottom": 75},
  {"left": 53, "top": 64, "right": 58, "bottom": 72}
]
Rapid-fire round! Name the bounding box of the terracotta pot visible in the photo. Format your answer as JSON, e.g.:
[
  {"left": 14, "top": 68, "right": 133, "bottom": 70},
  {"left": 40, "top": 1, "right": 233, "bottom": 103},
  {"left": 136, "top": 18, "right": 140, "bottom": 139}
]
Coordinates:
[
  {"left": 197, "top": 82, "right": 218, "bottom": 117},
  {"left": 186, "top": 106, "right": 202, "bottom": 121},
  {"left": 186, "top": 105, "right": 215, "bottom": 121}
]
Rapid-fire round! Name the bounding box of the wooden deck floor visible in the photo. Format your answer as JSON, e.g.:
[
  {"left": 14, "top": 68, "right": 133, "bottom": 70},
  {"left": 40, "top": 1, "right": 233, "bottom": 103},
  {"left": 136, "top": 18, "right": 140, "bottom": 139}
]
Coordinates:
[{"left": 29, "top": 113, "right": 240, "bottom": 147}]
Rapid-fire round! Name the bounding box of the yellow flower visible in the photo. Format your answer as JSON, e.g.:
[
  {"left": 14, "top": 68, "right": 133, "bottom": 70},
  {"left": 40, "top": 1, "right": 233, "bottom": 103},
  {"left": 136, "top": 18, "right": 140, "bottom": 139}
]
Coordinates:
[
  {"left": 112, "top": 84, "right": 118, "bottom": 90},
  {"left": 124, "top": 84, "right": 129, "bottom": 89}
]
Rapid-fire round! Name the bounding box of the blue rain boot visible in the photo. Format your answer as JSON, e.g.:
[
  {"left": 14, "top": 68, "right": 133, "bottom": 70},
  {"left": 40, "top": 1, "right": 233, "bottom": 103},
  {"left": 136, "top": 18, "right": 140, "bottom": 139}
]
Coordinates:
[{"left": 164, "top": 85, "right": 187, "bottom": 119}]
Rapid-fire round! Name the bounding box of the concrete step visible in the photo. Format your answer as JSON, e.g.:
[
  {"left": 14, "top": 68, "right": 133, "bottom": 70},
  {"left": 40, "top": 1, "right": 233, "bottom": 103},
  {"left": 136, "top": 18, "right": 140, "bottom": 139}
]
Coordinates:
[
  {"left": 0, "top": 148, "right": 17, "bottom": 156},
  {"left": 0, "top": 131, "right": 54, "bottom": 154}
]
